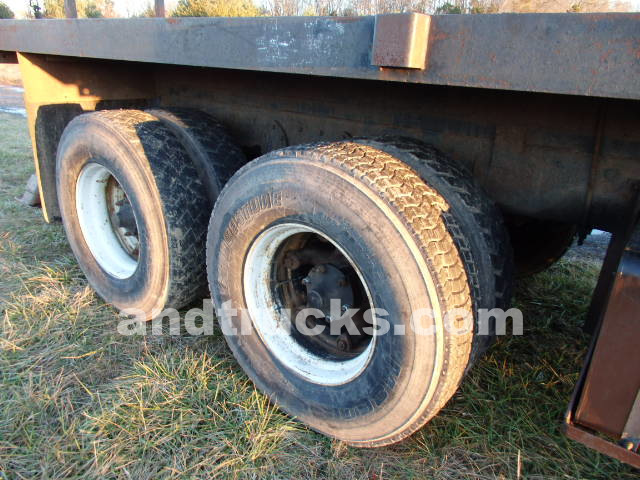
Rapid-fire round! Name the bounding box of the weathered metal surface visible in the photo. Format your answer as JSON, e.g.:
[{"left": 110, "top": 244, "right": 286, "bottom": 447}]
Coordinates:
[
  {"left": 372, "top": 13, "right": 429, "bottom": 69},
  {"left": 0, "top": 13, "right": 639, "bottom": 100},
  {"left": 565, "top": 217, "right": 640, "bottom": 468},
  {"left": 8, "top": 53, "right": 640, "bottom": 229},
  {"left": 565, "top": 422, "right": 640, "bottom": 468},
  {"left": 155, "top": 63, "right": 640, "bottom": 232},
  {"left": 584, "top": 191, "right": 640, "bottom": 332},
  {"left": 574, "top": 251, "right": 640, "bottom": 436},
  {"left": 621, "top": 391, "right": 640, "bottom": 450}
]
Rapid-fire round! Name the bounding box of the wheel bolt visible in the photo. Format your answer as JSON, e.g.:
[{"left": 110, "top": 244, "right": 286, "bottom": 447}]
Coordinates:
[{"left": 336, "top": 333, "right": 352, "bottom": 352}]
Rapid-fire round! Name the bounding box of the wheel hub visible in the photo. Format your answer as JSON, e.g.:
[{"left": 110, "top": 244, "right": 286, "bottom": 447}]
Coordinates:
[
  {"left": 75, "top": 162, "right": 139, "bottom": 279},
  {"left": 302, "top": 263, "right": 354, "bottom": 317},
  {"left": 243, "top": 223, "right": 376, "bottom": 385},
  {"left": 105, "top": 175, "right": 139, "bottom": 259}
]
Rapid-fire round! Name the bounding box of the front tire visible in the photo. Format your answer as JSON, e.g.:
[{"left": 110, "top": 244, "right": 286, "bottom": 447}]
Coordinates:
[{"left": 207, "top": 141, "right": 495, "bottom": 446}]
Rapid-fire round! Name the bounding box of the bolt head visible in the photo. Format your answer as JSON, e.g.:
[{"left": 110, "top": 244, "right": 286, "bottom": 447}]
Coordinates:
[
  {"left": 336, "top": 333, "right": 352, "bottom": 352},
  {"left": 305, "top": 317, "right": 316, "bottom": 329}
]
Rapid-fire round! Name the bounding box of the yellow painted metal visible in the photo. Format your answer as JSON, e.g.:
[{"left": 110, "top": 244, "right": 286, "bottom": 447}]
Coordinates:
[
  {"left": 17, "top": 53, "right": 101, "bottom": 222},
  {"left": 16, "top": 53, "right": 154, "bottom": 222}
]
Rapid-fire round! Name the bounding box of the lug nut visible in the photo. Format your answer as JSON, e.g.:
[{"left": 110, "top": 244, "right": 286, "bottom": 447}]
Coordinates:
[{"left": 336, "top": 332, "right": 352, "bottom": 352}]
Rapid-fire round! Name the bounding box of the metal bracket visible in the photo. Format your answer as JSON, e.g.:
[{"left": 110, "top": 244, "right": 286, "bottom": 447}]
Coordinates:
[
  {"left": 584, "top": 184, "right": 640, "bottom": 334},
  {"left": 371, "top": 13, "right": 430, "bottom": 70},
  {"left": 621, "top": 390, "right": 640, "bottom": 451},
  {"left": 564, "top": 189, "right": 640, "bottom": 468}
]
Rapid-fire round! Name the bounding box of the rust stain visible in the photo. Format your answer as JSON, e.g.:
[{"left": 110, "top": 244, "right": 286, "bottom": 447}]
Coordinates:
[
  {"left": 583, "top": 12, "right": 640, "bottom": 22},
  {"left": 600, "top": 48, "right": 613, "bottom": 63},
  {"left": 429, "top": 26, "right": 450, "bottom": 43},
  {"left": 334, "top": 16, "right": 362, "bottom": 24},
  {"left": 166, "top": 18, "right": 180, "bottom": 25}
]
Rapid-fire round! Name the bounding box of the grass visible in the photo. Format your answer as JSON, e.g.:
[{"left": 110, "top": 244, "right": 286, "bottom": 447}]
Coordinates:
[{"left": 0, "top": 110, "right": 637, "bottom": 479}]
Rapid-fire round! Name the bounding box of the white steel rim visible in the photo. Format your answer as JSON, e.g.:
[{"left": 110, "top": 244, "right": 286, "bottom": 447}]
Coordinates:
[
  {"left": 75, "top": 162, "right": 138, "bottom": 279},
  {"left": 243, "top": 223, "right": 376, "bottom": 385}
]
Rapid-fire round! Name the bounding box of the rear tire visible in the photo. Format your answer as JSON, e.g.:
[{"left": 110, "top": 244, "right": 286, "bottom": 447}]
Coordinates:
[
  {"left": 207, "top": 140, "right": 508, "bottom": 446},
  {"left": 57, "top": 109, "right": 210, "bottom": 315},
  {"left": 146, "top": 107, "right": 247, "bottom": 207},
  {"left": 352, "top": 137, "right": 514, "bottom": 363}
]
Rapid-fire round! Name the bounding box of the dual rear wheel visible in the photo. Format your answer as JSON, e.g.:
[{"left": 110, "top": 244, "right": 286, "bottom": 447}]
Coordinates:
[
  {"left": 57, "top": 109, "right": 245, "bottom": 315},
  {"left": 56, "top": 110, "right": 512, "bottom": 446}
]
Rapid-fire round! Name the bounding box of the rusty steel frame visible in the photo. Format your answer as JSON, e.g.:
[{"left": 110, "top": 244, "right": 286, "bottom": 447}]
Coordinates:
[
  {"left": 0, "top": 13, "right": 639, "bottom": 100},
  {"left": 565, "top": 191, "right": 640, "bottom": 469},
  {"left": 4, "top": 54, "right": 639, "bottom": 231},
  {"left": 1, "top": 14, "right": 638, "bottom": 225}
]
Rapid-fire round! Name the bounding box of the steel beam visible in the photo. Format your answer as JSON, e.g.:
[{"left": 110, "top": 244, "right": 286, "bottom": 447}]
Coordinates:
[{"left": 0, "top": 13, "right": 639, "bottom": 100}]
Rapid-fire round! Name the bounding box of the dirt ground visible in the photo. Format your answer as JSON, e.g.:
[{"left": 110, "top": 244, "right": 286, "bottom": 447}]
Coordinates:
[{"left": 0, "top": 64, "right": 22, "bottom": 86}]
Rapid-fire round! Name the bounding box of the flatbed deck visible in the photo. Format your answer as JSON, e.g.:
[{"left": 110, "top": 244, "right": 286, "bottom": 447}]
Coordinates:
[{"left": 1, "top": 13, "right": 639, "bottom": 100}]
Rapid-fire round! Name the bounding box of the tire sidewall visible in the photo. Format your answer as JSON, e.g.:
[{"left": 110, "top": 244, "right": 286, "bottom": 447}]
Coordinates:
[
  {"left": 208, "top": 155, "right": 447, "bottom": 444},
  {"left": 57, "top": 116, "right": 170, "bottom": 315}
]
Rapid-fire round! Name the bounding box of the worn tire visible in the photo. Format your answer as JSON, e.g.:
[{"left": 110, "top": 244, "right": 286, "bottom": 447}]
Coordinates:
[
  {"left": 207, "top": 140, "right": 502, "bottom": 446},
  {"left": 146, "top": 107, "right": 247, "bottom": 207},
  {"left": 57, "top": 109, "right": 209, "bottom": 315},
  {"left": 353, "top": 137, "right": 514, "bottom": 364}
]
